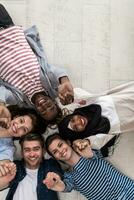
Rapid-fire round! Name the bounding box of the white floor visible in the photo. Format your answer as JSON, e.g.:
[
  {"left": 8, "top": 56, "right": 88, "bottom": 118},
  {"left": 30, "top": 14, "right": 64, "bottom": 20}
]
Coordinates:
[{"left": 0, "top": 0, "right": 134, "bottom": 199}]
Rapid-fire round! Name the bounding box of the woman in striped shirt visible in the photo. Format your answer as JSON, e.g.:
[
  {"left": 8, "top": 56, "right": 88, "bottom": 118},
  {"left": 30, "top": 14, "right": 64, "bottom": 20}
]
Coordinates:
[{"left": 44, "top": 133, "right": 134, "bottom": 200}]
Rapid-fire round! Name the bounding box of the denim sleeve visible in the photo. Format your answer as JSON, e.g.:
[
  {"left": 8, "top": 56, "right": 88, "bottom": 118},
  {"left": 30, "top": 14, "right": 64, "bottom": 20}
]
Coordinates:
[
  {"left": 0, "top": 84, "right": 19, "bottom": 105},
  {"left": 0, "top": 138, "right": 15, "bottom": 161},
  {"left": 24, "top": 25, "right": 68, "bottom": 82},
  {"left": 48, "top": 64, "right": 68, "bottom": 82}
]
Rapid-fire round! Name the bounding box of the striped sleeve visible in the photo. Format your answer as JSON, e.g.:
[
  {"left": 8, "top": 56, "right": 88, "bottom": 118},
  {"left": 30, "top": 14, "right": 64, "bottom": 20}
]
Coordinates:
[{"left": 63, "top": 172, "right": 75, "bottom": 192}]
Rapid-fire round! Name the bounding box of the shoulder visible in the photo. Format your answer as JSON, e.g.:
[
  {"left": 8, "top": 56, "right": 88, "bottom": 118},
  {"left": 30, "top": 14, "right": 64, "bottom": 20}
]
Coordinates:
[{"left": 14, "top": 160, "right": 25, "bottom": 171}]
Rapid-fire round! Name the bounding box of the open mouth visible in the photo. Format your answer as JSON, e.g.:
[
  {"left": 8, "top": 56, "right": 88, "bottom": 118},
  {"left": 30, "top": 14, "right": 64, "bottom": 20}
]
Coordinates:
[
  {"left": 12, "top": 123, "right": 17, "bottom": 133},
  {"left": 61, "top": 149, "right": 67, "bottom": 157},
  {"left": 29, "top": 157, "right": 37, "bottom": 161}
]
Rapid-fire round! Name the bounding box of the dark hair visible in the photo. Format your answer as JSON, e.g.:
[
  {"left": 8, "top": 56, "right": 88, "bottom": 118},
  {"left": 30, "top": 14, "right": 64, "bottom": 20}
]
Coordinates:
[
  {"left": 45, "top": 133, "right": 62, "bottom": 157},
  {"left": 7, "top": 105, "right": 47, "bottom": 135},
  {"left": 19, "top": 132, "right": 45, "bottom": 149}
]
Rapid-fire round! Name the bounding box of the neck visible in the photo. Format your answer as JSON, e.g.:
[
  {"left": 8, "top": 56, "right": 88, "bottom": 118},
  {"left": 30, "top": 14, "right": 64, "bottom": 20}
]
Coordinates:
[{"left": 66, "top": 151, "right": 80, "bottom": 167}]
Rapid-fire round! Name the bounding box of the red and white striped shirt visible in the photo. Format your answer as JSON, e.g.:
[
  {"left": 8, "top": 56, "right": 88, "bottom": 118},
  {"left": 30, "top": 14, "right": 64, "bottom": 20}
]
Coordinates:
[{"left": 0, "top": 26, "right": 44, "bottom": 101}]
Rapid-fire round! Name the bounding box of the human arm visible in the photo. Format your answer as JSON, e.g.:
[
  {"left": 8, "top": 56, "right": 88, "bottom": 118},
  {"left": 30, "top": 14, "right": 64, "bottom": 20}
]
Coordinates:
[
  {"left": 86, "top": 134, "right": 115, "bottom": 150},
  {"left": 24, "top": 26, "right": 74, "bottom": 105},
  {"left": 0, "top": 161, "right": 16, "bottom": 190},
  {"left": 73, "top": 139, "right": 104, "bottom": 159},
  {"left": 44, "top": 63, "right": 74, "bottom": 105},
  {"left": 0, "top": 84, "right": 22, "bottom": 105},
  {"left": 43, "top": 171, "right": 75, "bottom": 193},
  {"left": 43, "top": 158, "right": 65, "bottom": 191}
]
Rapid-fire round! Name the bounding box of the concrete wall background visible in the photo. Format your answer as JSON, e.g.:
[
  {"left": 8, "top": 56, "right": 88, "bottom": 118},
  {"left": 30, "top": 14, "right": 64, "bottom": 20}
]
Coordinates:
[{"left": 2, "top": 0, "right": 134, "bottom": 91}]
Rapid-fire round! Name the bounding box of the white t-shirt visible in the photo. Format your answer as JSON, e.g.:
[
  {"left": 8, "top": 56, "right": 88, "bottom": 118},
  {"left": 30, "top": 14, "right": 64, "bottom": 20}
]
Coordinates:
[{"left": 13, "top": 168, "right": 38, "bottom": 200}]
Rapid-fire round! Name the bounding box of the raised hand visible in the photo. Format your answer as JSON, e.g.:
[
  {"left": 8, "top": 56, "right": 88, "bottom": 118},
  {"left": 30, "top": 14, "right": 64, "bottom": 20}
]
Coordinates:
[
  {"left": 73, "top": 139, "right": 93, "bottom": 159},
  {"left": 58, "top": 77, "right": 74, "bottom": 105},
  {"left": 0, "top": 161, "right": 16, "bottom": 190},
  {"left": 0, "top": 105, "right": 11, "bottom": 129},
  {"left": 43, "top": 172, "right": 65, "bottom": 192}
]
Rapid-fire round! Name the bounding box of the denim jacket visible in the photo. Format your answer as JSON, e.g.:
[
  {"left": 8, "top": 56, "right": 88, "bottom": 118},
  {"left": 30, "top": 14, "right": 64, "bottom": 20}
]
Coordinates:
[
  {"left": 0, "top": 25, "right": 68, "bottom": 107},
  {"left": 6, "top": 158, "right": 63, "bottom": 200}
]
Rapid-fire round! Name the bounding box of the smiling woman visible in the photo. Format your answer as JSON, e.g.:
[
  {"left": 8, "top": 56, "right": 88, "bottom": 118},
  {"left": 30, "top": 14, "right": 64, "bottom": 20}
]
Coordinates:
[
  {"left": 58, "top": 104, "right": 110, "bottom": 142},
  {"left": 0, "top": 104, "right": 47, "bottom": 163}
]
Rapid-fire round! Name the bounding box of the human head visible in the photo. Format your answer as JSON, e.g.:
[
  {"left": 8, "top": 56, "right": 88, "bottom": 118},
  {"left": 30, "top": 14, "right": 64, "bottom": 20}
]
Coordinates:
[
  {"left": 58, "top": 105, "right": 110, "bottom": 142},
  {"left": 46, "top": 133, "right": 73, "bottom": 162},
  {"left": 7, "top": 105, "right": 47, "bottom": 137},
  {"left": 58, "top": 113, "right": 88, "bottom": 142},
  {"left": 19, "top": 133, "right": 45, "bottom": 169},
  {"left": 31, "top": 92, "right": 62, "bottom": 122}
]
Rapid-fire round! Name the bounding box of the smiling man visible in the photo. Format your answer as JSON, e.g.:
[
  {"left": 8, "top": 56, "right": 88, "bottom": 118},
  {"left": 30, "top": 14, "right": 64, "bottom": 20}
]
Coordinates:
[
  {"left": 0, "top": 133, "right": 63, "bottom": 200},
  {"left": 0, "top": 4, "right": 74, "bottom": 122}
]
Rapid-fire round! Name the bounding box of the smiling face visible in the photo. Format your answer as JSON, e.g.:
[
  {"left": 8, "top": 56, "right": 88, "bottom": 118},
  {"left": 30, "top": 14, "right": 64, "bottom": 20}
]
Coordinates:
[
  {"left": 22, "top": 140, "right": 44, "bottom": 169},
  {"left": 48, "top": 138, "right": 73, "bottom": 162},
  {"left": 34, "top": 94, "right": 58, "bottom": 121},
  {"left": 68, "top": 115, "right": 88, "bottom": 132},
  {"left": 10, "top": 115, "right": 33, "bottom": 137}
]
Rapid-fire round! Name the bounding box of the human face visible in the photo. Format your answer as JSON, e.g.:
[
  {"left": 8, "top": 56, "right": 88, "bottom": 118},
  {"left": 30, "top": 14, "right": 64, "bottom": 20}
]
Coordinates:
[
  {"left": 22, "top": 140, "right": 44, "bottom": 169},
  {"left": 34, "top": 94, "right": 58, "bottom": 121},
  {"left": 10, "top": 115, "right": 33, "bottom": 137},
  {"left": 68, "top": 115, "right": 88, "bottom": 132},
  {"left": 48, "top": 138, "right": 73, "bottom": 162}
]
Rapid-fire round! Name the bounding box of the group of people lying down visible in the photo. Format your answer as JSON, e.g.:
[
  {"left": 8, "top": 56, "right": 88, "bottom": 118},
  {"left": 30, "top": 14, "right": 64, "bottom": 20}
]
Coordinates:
[{"left": 0, "top": 3, "right": 134, "bottom": 200}]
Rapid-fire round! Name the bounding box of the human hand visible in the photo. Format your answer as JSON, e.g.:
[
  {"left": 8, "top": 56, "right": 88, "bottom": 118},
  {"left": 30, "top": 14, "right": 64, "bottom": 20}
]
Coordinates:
[
  {"left": 43, "top": 172, "right": 65, "bottom": 192},
  {"left": 58, "top": 78, "right": 74, "bottom": 105},
  {"left": 73, "top": 139, "right": 93, "bottom": 159},
  {"left": 0, "top": 161, "right": 16, "bottom": 189},
  {"left": 0, "top": 105, "right": 11, "bottom": 129},
  {"left": 0, "top": 161, "right": 16, "bottom": 177}
]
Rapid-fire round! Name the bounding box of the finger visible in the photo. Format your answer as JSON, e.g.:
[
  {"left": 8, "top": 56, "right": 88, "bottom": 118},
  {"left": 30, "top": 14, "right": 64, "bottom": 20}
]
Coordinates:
[
  {"left": 75, "top": 148, "right": 83, "bottom": 155},
  {"left": 0, "top": 121, "right": 7, "bottom": 128},
  {"left": 59, "top": 97, "right": 66, "bottom": 105},
  {"left": 43, "top": 179, "right": 54, "bottom": 188},
  {"left": 48, "top": 172, "right": 60, "bottom": 181},
  {"left": 43, "top": 180, "right": 51, "bottom": 188},
  {"left": 0, "top": 165, "right": 9, "bottom": 176}
]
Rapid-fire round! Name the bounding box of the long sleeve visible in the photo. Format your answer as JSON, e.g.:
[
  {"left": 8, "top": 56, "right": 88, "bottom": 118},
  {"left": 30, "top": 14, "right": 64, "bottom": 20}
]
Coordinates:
[{"left": 63, "top": 172, "right": 75, "bottom": 192}]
